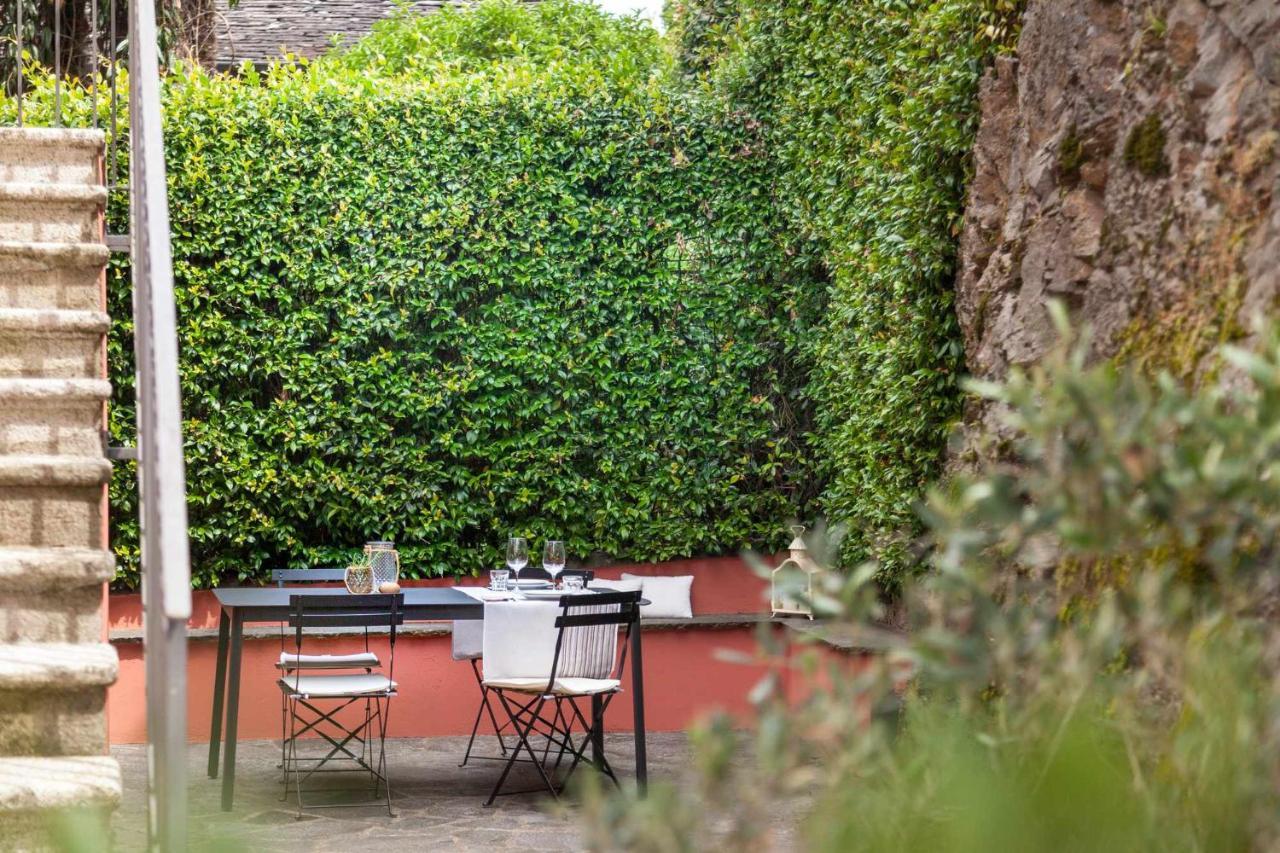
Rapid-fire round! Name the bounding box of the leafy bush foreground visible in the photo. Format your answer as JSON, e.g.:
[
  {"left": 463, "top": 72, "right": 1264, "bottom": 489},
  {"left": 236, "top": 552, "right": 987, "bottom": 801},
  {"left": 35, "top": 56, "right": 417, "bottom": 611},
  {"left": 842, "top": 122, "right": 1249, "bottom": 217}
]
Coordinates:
[{"left": 582, "top": 314, "right": 1280, "bottom": 851}]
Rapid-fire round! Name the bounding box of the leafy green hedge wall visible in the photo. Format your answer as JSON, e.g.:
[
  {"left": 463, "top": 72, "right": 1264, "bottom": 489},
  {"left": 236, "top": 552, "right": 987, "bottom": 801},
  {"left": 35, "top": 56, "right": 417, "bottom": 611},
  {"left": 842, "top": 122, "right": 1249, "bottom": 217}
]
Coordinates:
[
  {"left": 671, "top": 0, "right": 1019, "bottom": 578},
  {"left": 106, "top": 69, "right": 808, "bottom": 587}
]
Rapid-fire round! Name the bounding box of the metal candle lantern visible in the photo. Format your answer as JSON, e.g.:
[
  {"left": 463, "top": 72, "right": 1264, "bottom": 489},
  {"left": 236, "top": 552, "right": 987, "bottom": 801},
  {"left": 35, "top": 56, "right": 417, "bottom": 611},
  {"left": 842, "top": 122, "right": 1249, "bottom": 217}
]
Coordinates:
[
  {"left": 364, "top": 540, "right": 400, "bottom": 588},
  {"left": 771, "top": 525, "right": 818, "bottom": 619}
]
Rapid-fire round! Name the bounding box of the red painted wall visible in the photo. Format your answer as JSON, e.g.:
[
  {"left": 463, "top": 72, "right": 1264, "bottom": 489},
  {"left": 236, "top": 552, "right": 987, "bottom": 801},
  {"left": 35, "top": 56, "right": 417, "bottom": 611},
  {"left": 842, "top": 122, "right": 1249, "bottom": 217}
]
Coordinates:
[{"left": 107, "top": 556, "right": 780, "bottom": 744}]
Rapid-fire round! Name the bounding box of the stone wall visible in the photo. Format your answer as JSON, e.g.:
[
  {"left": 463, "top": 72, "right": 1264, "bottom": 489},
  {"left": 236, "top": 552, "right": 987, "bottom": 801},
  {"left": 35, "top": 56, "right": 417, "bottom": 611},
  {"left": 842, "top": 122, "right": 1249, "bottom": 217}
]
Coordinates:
[{"left": 953, "top": 0, "right": 1279, "bottom": 451}]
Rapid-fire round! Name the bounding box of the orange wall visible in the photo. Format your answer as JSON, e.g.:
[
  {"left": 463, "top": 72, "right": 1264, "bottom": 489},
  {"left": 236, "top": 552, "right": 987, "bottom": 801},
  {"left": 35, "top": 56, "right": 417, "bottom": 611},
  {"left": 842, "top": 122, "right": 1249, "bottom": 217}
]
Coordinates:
[{"left": 107, "top": 557, "right": 781, "bottom": 744}]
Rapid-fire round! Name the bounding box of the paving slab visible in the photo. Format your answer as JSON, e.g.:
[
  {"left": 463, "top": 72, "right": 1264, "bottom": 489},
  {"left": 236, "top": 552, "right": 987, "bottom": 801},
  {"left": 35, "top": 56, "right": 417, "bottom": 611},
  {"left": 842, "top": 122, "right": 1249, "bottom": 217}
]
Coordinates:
[{"left": 111, "top": 733, "right": 767, "bottom": 852}]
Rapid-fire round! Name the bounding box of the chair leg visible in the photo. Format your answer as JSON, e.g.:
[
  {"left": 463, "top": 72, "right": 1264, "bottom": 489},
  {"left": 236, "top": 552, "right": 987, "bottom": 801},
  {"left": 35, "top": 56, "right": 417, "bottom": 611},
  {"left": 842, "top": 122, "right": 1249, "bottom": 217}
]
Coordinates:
[
  {"left": 461, "top": 660, "right": 508, "bottom": 767},
  {"left": 289, "top": 697, "right": 305, "bottom": 820},
  {"left": 279, "top": 690, "right": 288, "bottom": 783},
  {"left": 484, "top": 691, "right": 560, "bottom": 806},
  {"left": 378, "top": 696, "right": 395, "bottom": 817}
]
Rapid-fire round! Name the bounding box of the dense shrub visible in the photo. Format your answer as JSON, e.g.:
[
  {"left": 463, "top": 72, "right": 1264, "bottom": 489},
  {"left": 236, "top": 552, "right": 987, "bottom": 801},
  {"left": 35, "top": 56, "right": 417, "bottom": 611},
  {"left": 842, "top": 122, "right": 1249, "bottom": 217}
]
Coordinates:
[
  {"left": 334, "top": 0, "right": 668, "bottom": 86},
  {"left": 8, "top": 3, "right": 815, "bottom": 588},
  {"left": 135, "top": 70, "right": 812, "bottom": 586},
  {"left": 669, "top": 0, "right": 1020, "bottom": 580}
]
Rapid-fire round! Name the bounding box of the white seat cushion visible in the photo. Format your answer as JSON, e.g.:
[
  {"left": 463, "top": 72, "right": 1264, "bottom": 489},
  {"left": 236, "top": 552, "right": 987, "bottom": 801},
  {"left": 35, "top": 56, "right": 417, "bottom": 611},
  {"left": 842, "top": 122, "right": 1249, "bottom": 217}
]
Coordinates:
[
  {"left": 620, "top": 573, "right": 694, "bottom": 619},
  {"left": 278, "top": 673, "right": 396, "bottom": 697},
  {"left": 276, "top": 651, "right": 380, "bottom": 670},
  {"left": 483, "top": 676, "right": 621, "bottom": 696}
]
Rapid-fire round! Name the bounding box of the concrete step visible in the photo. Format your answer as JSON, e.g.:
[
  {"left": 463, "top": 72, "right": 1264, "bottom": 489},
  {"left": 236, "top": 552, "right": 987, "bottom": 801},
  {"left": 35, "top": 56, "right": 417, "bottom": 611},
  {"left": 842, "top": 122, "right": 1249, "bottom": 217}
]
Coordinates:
[
  {"left": 0, "top": 378, "right": 109, "bottom": 457},
  {"left": 0, "top": 128, "right": 103, "bottom": 187},
  {"left": 0, "top": 456, "right": 109, "bottom": 550},
  {"left": 0, "top": 642, "right": 118, "bottom": 690},
  {"left": 0, "top": 239, "right": 106, "bottom": 315},
  {"left": 0, "top": 547, "right": 114, "bottom": 590},
  {"left": 0, "top": 755, "right": 120, "bottom": 847},
  {"left": 0, "top": 455, "right": 112, "bottom": 488},
  {"left": 0, "top": 241, "right": 107, "bottom": 312},
  {"left": 0, "top": 547, "right": 114, "bottom": 644},
  {"left": 0, "top": 183, "right": 106, "bottom": 244},
  {"left": 0, "top": 643, "right": 117, "bottom": 756},
  {"left": 0, "top": 310, "right": 109, "bottom": 379}
]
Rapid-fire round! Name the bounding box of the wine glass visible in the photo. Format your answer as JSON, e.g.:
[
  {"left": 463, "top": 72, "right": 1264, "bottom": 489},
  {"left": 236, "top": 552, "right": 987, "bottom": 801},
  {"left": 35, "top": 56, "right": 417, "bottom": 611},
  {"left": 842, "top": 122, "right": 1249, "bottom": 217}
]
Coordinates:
[
  {"left": 543, "top": 540, "right": 566, "bottom": 588},
  {"left": 506, "top": 537, "right": 529, "bottom": 589}
]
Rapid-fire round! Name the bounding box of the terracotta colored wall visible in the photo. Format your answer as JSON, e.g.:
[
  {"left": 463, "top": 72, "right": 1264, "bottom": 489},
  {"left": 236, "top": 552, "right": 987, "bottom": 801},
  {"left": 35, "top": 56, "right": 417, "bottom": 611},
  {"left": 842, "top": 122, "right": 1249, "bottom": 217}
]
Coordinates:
[{"left": 107, "top": 556, "right": 780, "bottom": 744}]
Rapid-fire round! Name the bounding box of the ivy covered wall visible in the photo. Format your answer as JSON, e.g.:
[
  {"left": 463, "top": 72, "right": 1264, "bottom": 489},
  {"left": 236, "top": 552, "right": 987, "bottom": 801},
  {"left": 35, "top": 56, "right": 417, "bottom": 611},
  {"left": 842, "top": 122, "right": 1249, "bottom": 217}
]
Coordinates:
[{"left": 668, "top": 0, "right": 1020, "bottom": 579}]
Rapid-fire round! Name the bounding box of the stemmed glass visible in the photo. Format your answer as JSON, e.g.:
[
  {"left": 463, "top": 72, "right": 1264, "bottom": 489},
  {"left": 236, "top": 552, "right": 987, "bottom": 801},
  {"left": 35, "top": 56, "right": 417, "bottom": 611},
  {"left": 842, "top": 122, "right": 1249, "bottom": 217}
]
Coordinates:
[
  {"left": 543, "top": 540, "right": 566, "bottom": 588},
  {"left": 506, "top": 537, "right": 528, "bottom": 591}
]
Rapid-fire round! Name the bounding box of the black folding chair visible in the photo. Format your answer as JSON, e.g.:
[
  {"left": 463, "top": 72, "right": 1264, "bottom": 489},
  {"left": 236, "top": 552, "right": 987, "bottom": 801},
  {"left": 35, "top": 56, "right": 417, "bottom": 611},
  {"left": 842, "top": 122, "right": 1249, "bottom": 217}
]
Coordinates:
[
  {"left": 516, "top": 567, "right": 595, "bottom": 584},
  {"left": 482, "top": 589, "right": 641, "bottom": 805},
  {"left": 279, "top": 593, "right": 403, "bottom": 818},
  {"left": 456, "top": 569, "right": 596, "bottom": 767},
  {"left": 271, "top": 568, "right": 380, "bottom": 776}
]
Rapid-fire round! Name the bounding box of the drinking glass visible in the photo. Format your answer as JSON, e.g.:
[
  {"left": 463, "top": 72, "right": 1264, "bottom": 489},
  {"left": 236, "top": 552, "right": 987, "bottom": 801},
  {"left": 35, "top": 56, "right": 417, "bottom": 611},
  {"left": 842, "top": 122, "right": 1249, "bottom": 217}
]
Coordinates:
[
  {"left": 543, "top": 540, "right": 566, "bottom": 587},
  {"left": 489, "top": 569, "right": 510, "bottom": 592},
  {"left": 506, "top": 537, "right": 529, "bottom": 587},
  {"left": 562, "top": 574, "right": 584, "bottom": 592}
]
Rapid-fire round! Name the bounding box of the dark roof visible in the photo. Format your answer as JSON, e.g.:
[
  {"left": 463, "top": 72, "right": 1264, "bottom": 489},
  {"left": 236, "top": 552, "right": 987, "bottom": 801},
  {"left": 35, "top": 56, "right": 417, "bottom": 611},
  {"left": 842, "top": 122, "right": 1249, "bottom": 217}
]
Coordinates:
[{"left": 213, "top": 0, "right": 451, "bottom": 68}]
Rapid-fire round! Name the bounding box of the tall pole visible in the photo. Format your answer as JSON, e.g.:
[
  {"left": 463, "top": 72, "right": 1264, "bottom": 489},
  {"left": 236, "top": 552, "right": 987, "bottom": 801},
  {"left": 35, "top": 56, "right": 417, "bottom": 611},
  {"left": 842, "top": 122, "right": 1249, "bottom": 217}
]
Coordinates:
[{"left": 129, "top": 0, "right": 193, "bottom": 847}]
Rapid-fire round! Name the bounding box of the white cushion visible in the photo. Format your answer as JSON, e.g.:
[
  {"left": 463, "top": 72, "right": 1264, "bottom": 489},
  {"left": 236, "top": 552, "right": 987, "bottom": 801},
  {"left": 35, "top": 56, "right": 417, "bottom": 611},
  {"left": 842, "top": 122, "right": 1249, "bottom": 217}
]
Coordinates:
[
  {"left": 621, "top": 573, "right": 693, "bottom": 619},
  {"left": 451, "top": 620, "right": 484, "bottom": 661},
  {"left": 483, "top": 676, "right": 621, "bottom": 696},
  {"left": 277, "top": 673, "right": 396, "bottom": 697},
  {"left": 276, "top": 651, "right": 379, "bottom": 670}
]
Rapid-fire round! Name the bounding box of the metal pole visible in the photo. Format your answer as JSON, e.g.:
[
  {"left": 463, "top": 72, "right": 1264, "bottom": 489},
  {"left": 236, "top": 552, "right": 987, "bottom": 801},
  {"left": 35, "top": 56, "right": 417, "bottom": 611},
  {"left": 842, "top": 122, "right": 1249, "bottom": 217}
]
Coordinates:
[
  {"left": 14, "top": 0, "right": 22, "bottom": 125},
  {"left": 53, "top": 0, "right": 61, "bottom": 126},
  {"left": 129, "top": 0, "right": 192, "bottom": 847},
  {"left": 90, "top": 0, "right": 98, "bottom": 126}
]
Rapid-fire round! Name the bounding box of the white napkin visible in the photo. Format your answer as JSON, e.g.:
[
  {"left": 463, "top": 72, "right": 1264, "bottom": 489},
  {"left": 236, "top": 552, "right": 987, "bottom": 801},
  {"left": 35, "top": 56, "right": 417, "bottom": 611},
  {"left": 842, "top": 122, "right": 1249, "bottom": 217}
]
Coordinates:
[{"left": 454, "top": 586, "right": 516, "bottom": 602}]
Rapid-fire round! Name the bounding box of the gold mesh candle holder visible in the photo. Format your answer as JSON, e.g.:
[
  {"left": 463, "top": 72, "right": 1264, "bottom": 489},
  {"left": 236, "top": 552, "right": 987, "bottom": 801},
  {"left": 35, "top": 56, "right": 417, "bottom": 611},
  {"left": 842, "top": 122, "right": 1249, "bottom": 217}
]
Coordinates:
[{"left": 365, "top": 541, "right": 401, "bottom": 588}]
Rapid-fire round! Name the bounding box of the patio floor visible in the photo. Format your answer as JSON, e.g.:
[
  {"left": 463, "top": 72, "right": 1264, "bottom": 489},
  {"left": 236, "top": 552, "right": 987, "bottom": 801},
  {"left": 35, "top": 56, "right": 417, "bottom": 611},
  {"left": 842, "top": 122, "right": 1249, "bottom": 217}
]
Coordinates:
[{"left": 111, "top": 733, "right": 803, "bottom": 851}]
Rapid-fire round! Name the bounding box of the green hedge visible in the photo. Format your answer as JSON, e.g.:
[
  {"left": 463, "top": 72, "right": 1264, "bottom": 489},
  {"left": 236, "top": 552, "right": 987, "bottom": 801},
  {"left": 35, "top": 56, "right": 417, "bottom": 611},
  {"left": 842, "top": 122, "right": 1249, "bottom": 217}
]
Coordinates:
[
  {"left": 672, "top": 0, "right": 1020, "bottom": 580},
  {"left": 106, "top": 69, "right": 807, "bottom": 587}
]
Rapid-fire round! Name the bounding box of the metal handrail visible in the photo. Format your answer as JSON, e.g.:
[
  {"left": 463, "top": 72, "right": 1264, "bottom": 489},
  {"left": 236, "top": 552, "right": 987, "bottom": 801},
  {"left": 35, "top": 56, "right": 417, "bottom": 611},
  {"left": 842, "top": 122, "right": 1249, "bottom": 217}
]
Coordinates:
[{"left": 128, "top": 0, "right": 192, "bottom": 848}]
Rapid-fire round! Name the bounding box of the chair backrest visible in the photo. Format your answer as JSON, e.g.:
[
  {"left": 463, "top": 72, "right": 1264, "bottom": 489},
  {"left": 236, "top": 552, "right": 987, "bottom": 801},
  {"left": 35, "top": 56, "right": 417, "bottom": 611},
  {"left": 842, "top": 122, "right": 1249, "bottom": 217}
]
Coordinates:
[
  {"left": 287, "top": 593, "right": 405, "bottom": 684},
  {"left": 518, "top": 567, "right": 595, "bottom": 583},
  {"left": 272, "top": 568, "right": 347, "bottom": 587},
  {"left": 548, "top": 589, "right": 641, "bottom": 690}
]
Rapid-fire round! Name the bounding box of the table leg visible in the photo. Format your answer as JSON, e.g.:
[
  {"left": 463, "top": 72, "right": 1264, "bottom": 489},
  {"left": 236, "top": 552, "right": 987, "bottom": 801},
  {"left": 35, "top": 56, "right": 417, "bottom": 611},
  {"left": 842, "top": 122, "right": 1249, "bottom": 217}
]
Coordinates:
[
  {"left": 630, "top": 622, "right": 647, "bottom": 792},
  {"left": 207, "top": 609, "right": 230, "bottom": 778},
  {"left": 220, "top": 608, "right": 245, "bottom": 811}
]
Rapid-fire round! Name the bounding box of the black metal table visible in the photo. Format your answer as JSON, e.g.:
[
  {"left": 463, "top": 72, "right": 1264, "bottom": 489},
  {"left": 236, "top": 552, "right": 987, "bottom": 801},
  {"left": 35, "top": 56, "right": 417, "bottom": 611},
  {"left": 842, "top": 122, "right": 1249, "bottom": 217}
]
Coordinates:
[{"left": 205, "top": 586, "right": 648, "bottom": 810}]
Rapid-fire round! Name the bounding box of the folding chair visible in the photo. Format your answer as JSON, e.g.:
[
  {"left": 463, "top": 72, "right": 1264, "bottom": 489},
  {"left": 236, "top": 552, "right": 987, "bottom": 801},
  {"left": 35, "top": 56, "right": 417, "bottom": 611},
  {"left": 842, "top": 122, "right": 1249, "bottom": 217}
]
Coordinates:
[
  {"left": 453, "top": 619, "right": 508, "bottom": 766},
  {"left": 515, "top": 568, "right": 595, "bottom": 584},
  {"left": 279, "top": 593, "right": 403, "bottom": 818},
  {"left": 271, "top": 568, "right": 380, "bottom": 775},
  {"left": 454, "top": 570, "right": 596, "bottom": 767},
  {"left": 482, "top": 589, "right": 641, "bottom": 805}
]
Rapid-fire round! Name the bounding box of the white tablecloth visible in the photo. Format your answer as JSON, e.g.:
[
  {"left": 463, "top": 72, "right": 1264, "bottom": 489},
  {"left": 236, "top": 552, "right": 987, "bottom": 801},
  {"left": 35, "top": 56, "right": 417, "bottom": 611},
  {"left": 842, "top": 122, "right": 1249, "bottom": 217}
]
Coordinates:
[
  {"left": 452, "top": 587, "right": 616, "bottom": 682},
  {"left": 453, "top": 587, "right": 560, "bottom": 679}
]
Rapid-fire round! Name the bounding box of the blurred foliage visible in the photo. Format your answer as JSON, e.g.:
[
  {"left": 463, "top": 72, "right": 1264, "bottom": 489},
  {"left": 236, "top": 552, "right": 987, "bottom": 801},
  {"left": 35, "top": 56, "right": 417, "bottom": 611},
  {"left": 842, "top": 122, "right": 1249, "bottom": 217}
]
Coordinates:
[
  {"left": 664, "top": 0, "right": 1024, "bottom": 581},
  {"left": 7, "top": 2, "right": 819, "bottom": 588},
  {"left": 580, "top": 317, "right": 1280, "bottom": 850}
]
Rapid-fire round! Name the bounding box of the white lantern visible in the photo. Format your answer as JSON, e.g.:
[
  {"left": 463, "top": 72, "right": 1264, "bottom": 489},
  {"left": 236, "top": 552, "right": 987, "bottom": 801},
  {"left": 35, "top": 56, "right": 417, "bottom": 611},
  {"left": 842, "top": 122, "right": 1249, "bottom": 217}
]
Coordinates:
[{"left": 771, "top": 525, "right": 818, "bottom": 618}]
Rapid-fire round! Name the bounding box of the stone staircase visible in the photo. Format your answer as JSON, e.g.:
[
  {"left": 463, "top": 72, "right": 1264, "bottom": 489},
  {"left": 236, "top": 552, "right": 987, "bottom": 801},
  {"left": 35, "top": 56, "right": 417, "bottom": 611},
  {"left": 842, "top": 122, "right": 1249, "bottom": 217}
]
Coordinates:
[{"left": 0, "top": 128, "right": 122, "bottom": 846}]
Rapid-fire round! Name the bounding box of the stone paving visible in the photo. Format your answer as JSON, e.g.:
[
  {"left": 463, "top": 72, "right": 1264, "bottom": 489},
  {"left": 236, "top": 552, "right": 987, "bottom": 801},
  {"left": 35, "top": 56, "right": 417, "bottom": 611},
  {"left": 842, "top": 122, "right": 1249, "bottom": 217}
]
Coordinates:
[{"left": 111, "top": 732, "right": 799, "bottom": 851}]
